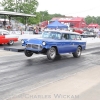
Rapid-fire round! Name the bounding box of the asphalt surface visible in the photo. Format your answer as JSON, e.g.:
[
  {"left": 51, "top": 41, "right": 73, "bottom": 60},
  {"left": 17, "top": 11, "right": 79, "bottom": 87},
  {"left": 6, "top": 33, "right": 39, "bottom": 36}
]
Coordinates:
[
  {"left": 0, "top": 42, "right": 100, "bottom": 100},
  {"left": 0, "top": 41, "right": 22, "bottom": 49}
]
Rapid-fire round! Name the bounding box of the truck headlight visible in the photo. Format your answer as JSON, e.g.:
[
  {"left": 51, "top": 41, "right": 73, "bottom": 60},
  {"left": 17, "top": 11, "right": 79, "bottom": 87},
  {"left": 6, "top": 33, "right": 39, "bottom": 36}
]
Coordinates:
[
  {"left": 21, "top": 40, "right": 24, "bottom": 44},
  {"left": 42, "top": 41, "right": 46, "bottom": 45}
]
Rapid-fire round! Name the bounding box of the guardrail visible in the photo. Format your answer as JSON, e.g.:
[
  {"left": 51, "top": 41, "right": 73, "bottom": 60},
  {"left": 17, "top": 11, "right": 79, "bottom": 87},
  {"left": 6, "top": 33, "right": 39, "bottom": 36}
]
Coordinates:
[{"left": 81, "top": 34, "right": 96, "bottom": 38}]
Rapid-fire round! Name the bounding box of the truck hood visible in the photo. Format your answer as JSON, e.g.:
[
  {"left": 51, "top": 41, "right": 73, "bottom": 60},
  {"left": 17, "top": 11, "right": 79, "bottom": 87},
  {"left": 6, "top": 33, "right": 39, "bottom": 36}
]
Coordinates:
[{"left": 27, "top": 38, "right": 60, "bottom": 44}]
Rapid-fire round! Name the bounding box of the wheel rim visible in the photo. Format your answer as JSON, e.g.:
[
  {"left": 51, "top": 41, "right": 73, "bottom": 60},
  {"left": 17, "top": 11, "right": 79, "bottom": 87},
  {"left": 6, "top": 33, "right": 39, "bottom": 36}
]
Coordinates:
[
  {"left": 49, "top": 48, "right": 56, "bottom": 59},
  {"left": 77, "top": 48, "right": 81, "bottom": 56},
  {"left": 9, "top": 40, "right": 14, "bottom": 45}
]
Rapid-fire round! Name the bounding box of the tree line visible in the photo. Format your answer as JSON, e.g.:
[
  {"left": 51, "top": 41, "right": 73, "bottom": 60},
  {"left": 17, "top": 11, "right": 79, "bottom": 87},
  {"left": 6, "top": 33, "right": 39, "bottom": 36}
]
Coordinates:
[{"left": 0, "top": 0, "right": 100, "bottom": 25}]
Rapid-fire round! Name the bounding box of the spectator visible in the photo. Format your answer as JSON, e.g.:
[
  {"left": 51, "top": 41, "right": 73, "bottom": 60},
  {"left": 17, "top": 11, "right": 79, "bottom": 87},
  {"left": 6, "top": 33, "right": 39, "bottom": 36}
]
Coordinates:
[
  {"left": 39, "top": 27, "right": 41, "bottom": 32},
  {"left": 94, "top": 27, "right": 99, "bottom": 37},
  {"left": 0, "top": 21, "right": 2, "bottom": 28},
  {"left": 35, "top": 27, "right": 39, "bottom": 34},
  {"left": 3, "top": 20, "right": 6, "bottom": 29}
]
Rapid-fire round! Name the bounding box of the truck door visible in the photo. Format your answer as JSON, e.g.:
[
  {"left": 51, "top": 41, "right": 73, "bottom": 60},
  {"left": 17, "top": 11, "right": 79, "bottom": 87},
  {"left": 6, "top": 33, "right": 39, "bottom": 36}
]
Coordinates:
[
  {"left": 61, "top": 33, "right": 72, "bottom": 53},
  {"left": 70, "top": 34, "right": 79, "bottom": 52}
]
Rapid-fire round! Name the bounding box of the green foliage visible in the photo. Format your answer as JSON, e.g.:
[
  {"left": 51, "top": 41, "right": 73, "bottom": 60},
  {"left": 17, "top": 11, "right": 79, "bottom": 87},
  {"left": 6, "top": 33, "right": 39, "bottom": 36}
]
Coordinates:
[
  {"left": 1, "top": 0, "right": 15, "bottom": 11},
  {"left": 1, "top": 0, "right": 100, "bottom": 25},
  {"left": 85, "top": 16, "right": 100, "bottom": 25},
  {"left": 19, "top": 0, "right": 38, "bottom": 14},
  {"left": 0, "top": 0, "right": 39, "bottom": 24},
  {"left": 1, "top": 0, "right": 38, "bottom": 13},
  {"left": 39, "top": 11, "right": 65, "bottom": 22},
  {"left": 28, "top": 12, "right": 41, "bottom": 24},
  {"left": 96, "top": 17, "right": 100, "bottom": 25}
]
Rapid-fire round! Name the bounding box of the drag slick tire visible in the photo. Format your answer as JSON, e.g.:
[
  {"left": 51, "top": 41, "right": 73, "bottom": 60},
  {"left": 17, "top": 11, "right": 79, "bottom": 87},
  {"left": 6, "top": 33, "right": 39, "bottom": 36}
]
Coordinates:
[
  {"left": 8, "top": 40, "right": 14, "bottom": 45},
  {"left": 47, "top": 47, "right": 57, "bottom": 60},
  {"left": 24, "top": 50, "right": 33, "bottom": 57},
  {"left": 73, "top": 47, "right": 81, "bottom": 58}
]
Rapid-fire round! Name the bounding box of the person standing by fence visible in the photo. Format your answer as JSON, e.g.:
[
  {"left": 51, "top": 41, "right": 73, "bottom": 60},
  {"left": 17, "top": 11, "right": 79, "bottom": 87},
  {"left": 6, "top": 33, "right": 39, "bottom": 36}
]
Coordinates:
[
  {"left": 94, "top": 27, "right": 99, "bottom": 37},
  {"left": 98, "top": 29, "right": 100, "bottom": 38}
]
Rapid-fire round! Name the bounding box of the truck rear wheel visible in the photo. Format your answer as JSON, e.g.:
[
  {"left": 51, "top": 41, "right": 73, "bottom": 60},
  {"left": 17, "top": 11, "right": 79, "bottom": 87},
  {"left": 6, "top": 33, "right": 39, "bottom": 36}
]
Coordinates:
[
  {"left": 24, "top": 50, "right": 33, "bottom": 57},
  {"left": 73, "top": 47, "right": 81, "bottom": 58}
]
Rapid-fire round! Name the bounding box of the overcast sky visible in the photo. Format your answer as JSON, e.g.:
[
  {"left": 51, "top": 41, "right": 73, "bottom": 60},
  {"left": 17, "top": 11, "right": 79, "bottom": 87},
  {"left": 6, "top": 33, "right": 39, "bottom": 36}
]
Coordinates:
[{"left": 37, "top": 0, "right": 100, "bottom": 17}]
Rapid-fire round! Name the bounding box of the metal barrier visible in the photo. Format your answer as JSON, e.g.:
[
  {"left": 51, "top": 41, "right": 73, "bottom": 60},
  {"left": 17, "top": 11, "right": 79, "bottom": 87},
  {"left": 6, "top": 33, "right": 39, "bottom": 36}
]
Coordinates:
[{"left": 10, "top": 31, "right": 34, "bottom": 35}]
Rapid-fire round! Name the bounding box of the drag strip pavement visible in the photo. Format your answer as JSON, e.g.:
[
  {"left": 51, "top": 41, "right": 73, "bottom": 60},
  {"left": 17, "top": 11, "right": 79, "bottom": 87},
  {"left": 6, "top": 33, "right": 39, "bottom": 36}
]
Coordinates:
[{"left": 0, "top": 48, "right": 100, "bottom": 100}]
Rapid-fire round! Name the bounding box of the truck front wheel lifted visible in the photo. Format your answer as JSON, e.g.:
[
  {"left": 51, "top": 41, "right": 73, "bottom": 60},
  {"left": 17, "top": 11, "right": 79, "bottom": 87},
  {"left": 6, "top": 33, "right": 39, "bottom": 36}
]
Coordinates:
[{"left": 24, "top": 50, "right": 33, "bottom": 57}]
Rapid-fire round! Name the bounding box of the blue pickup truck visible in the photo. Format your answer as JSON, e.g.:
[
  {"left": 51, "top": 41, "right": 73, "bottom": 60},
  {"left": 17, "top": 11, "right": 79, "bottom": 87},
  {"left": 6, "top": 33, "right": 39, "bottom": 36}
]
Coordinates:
[{"left": 22, "top": 30, "right": 86, "bottom": 60}]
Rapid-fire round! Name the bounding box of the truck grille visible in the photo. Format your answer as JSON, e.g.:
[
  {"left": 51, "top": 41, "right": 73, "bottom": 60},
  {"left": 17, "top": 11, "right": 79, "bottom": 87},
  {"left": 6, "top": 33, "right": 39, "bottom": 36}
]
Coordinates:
[
  {"left": 26, "top": 44, "right": 42, "bottom": 49},
  {"left": 26, "top": 44, "right": 32, "bottom": 48},
  {"left": 32, "top": 44, "right": 38, "bottom": 49}
]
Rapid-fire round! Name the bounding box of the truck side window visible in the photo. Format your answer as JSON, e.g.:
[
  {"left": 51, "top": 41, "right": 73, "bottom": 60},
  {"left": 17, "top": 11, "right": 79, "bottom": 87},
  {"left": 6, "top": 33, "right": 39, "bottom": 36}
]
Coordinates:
[
  {"left": 76, "top": 35, "right": 81, "bottom": 40},
  {"left": 62, "top": 34, "right": 69, "bottom": 40},
  {"left": 70, "top": 34, "right": 76, "bottom": 40}
]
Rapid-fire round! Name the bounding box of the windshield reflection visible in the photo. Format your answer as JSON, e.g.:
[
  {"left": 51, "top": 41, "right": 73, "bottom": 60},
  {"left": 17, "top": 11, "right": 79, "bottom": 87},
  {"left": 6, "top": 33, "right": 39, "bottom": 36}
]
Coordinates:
[{"left": 42, "top": 31, "right": 61, "bottom": 39}]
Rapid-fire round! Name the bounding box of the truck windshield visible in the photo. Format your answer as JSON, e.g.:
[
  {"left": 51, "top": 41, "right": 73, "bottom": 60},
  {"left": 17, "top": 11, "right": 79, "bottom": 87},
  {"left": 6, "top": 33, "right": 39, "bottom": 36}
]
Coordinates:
[{"left": 42, "top": 31, "right": 61, "bottom": 39}]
